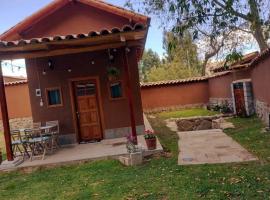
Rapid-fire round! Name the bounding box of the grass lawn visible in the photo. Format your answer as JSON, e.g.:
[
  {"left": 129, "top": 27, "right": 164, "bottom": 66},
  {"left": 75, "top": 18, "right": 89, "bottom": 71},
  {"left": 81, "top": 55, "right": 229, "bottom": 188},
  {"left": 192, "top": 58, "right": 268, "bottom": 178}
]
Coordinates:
[
  {"left": 158, "top": 108, "right": 219, "bottom": 119},
  {"left": 0, "top": 114, "right": 269, "bottom": 199}
]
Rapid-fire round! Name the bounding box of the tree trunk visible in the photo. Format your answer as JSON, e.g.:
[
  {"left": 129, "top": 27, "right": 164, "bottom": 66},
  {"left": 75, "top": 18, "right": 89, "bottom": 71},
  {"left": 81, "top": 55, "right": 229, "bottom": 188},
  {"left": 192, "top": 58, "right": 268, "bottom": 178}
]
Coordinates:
[
  {"left": 249, "top": 0, "right": 268, "bottom": 51},
  {"left": 253, "top": 25, "right": 268, "bottom": 51}
]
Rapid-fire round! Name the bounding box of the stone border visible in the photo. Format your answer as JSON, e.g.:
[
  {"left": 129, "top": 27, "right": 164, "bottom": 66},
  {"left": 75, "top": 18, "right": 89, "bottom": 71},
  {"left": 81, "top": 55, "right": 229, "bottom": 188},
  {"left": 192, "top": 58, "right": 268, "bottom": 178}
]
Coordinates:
[
  {"left": 143, "top": 103, "right": 207, "bottom": 114},
  {"left": 166, "top": 113, "right": 234, "bottom": 122},
  {"left": 255, "top": 99, "right": 270, "bottom": 127}
]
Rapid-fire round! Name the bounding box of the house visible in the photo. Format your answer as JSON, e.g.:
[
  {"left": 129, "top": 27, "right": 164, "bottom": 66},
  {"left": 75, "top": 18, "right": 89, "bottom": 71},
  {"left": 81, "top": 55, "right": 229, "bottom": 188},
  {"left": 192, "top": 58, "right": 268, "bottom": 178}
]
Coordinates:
[
  {"left": 250, "top": 49, "right": 270, "bottom": 127},
  {"left": 3, "top": 75, "right": 27, "bottom": 83},
  {"left": 0, "top": 0, "right": 150, "bottom": 160},
  {"left": 141, "top": 50, "right": 270, "bottom": 126},
  {"left": 1, "top": 78, "right": 32, "bottom": 127}
]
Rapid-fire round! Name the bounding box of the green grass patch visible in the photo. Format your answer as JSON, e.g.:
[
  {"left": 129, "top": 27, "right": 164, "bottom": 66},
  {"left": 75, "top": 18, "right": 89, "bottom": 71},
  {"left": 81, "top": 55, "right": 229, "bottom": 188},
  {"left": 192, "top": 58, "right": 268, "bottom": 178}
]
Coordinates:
[
  {"left": 225, "top": 117, "right": 270, "bottom": 162},
  {"left": 158, "top": 108, "right": 219, "bottom": 119},
  {"left": 0, "top": 114, "right": 269, "bottom": 199}
]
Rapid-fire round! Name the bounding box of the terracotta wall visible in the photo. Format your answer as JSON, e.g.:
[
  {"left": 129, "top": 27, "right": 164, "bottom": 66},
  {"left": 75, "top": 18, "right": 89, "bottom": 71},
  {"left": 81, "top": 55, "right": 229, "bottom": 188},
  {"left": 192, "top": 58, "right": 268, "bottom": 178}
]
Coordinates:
[
  {"left": 208, "top": 69, "right": 252, "bottom": 99},
  {"left": 25, "top": 48, "right": 144, "bottom": 136},
  {"left": 208, "top": 74, "right": 233, "bottom": 98},
  {"left": 251, "top": 59, "right": 270, "bottom": 105},
  {"left": 141, "top": 81, "right": 209, "bottom": 111},
  {"left": 20, "top": 3, "right": 130, "bottom": 39},
  {"left": 0, "top": 83, "right": 32, "bottom": 119}
]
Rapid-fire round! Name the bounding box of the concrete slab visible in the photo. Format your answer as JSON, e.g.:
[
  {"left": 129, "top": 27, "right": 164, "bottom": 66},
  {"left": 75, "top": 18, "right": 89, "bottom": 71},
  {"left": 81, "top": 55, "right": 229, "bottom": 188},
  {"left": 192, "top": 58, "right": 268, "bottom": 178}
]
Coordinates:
[
  {"left": 178, "top": 129, "right": 258, "bottom": 165},
  {"left": 0, "top": 135, "right": 163, "bottom": 172}
]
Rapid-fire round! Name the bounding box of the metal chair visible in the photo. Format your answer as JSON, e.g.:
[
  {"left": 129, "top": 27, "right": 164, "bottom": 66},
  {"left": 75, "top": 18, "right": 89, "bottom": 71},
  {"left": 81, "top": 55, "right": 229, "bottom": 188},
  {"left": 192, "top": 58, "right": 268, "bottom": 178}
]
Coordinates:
[
  {"left": 26, "top": 128, "right": 52, "bottom": 161},
  {"left": 11, "top": 130, "right": 29, "bottom": 158},
  {"left": 45, "top": 120, "right": 60, "bottom": 150},
  {"left": 11, "top": 130, "right": 23, "bottom": 157}
]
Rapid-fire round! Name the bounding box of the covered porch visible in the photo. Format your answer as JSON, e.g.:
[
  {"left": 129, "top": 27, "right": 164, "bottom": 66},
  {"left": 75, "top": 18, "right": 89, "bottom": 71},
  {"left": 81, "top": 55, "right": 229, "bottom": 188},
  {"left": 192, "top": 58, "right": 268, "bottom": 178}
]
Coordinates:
[
  {"left": 0, "top": 134, "right": 163, "bottom": 172},
  {"left": 0, "top": 24, "right": 149, "bottom": 163}
]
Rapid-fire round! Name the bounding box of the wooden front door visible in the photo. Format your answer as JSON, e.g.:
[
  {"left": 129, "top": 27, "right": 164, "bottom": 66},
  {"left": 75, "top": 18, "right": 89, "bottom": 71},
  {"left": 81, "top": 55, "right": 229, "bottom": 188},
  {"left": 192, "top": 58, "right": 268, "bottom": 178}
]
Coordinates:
[
  {"left": 233, "top": 83, "right": 246, "bottom": 116},
  {"left": 73, "top": 79, "right": 102, "bottom": 142}
]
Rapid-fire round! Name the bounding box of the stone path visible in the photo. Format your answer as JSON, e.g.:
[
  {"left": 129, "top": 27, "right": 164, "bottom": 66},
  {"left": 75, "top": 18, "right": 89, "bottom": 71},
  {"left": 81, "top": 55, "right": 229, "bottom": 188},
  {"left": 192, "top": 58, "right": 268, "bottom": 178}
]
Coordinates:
[
  {"left": 165, "top": 120, "right": 258, "bottom": 165},
  {"left": 178, "top": 129, "right": 257, "bottom": 165}
]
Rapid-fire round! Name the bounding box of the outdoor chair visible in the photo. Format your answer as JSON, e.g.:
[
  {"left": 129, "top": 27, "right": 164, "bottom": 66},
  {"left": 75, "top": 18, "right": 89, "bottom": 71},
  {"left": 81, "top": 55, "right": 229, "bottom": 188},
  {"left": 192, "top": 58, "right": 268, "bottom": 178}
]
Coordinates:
[
  {"left": 26, "top": 128, "right": 52, "bottom": 161},
  {"left": 45, "top": 120, "right": 60, "bottom": 150},
  {"left": 11, "top": 130, "right": 29, "bottom": 158}
]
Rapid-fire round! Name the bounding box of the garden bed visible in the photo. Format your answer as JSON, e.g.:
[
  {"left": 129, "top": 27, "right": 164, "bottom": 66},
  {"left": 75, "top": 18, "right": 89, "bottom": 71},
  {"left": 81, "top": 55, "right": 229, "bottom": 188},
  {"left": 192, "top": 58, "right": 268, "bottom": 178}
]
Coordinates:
[{"left": 172, "top": 114, "right": 234, "bottom": 131}]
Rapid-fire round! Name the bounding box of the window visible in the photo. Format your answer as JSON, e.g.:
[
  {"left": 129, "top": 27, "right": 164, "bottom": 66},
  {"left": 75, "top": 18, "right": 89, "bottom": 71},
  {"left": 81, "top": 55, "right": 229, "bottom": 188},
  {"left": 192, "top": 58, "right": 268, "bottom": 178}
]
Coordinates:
[
  {"left": 46, "top": 87, "right": 63, "bottom": 107},
  {"left": 76, "top": 83, "right": 96, "bottom": 96},
  {"left": 109, "top": 81, "right": 123, "bottom": 99}
]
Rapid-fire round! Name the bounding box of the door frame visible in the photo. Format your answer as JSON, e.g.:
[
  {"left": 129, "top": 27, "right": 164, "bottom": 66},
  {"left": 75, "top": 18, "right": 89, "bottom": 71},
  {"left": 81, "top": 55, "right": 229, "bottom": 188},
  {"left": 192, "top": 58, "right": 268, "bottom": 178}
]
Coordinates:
[{"left": 69, "top": 76, "right": 105, "bottom": 143}]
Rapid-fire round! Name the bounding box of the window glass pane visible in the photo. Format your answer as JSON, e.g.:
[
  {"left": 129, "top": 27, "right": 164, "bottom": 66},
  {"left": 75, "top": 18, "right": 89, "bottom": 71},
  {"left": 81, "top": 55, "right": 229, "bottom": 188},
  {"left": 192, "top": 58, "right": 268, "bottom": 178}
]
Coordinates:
[
  {"left": 76, "top": 85, "right": 85, "bottom": 96},
  {"left": 47, "top": 89, "right": 61, "bottom": 105},
  {"left": 110, "top": 82, "right": 123, "bottom": 98},
  {"left": 76, "top": 83, "right": 95, "bottom": 96},
  {"left": 85, "top": 83, "right": 96, "bottom": 95}
]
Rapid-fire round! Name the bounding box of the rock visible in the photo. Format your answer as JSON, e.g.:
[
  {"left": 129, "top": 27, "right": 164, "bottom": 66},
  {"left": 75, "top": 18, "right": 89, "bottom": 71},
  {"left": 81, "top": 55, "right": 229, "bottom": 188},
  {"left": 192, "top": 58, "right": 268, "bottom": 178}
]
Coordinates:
[
  {"left": 177, "top": 120, "right": 194, "bottom": 131},
  {"left": 196, "top": 120, "right": 212, "bottom": 130},
  {"left": 118, "top": 151, "right": 143, "bottom": 166},
  {"left": 220, "top": 122, "right": 235, "bottom": 129}
]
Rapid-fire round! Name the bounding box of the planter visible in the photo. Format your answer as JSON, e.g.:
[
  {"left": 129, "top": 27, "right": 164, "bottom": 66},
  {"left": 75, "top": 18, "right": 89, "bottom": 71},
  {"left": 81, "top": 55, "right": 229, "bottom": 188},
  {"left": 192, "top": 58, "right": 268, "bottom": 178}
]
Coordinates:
[
  {"left": 108, "top": 75, "right": 118, "bottom": 82},
  {"left": 145, "top": 138, "right": 157, "bottom": 150}
]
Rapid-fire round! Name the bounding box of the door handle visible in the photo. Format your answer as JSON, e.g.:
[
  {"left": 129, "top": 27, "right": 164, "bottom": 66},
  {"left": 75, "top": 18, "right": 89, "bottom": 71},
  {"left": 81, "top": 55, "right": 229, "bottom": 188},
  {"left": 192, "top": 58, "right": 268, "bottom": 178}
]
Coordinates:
[{"left": 76, "top": 112, "right": 80, "bottom": 119}]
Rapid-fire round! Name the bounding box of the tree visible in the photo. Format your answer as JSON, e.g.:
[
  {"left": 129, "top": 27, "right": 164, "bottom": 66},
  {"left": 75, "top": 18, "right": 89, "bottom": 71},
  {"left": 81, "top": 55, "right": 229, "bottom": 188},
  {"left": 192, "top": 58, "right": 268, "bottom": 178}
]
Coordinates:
[
  {"left": 126, "top": 0, "right": 270, "bottom": 73},
  {"left": 163, "top": 31, "right": 202, "bottom": 75},
  {"left": 139, "top": 49, "right": 161, "bottom": 82},
  {"left": 146, "top": 31, "right": 202, "bottom": 82}
]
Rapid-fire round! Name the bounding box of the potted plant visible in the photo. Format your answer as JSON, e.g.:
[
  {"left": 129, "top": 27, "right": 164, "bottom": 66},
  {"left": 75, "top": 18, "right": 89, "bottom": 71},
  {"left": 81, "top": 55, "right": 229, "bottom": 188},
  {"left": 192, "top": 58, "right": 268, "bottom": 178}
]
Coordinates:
[
  {"left": 107, "top": 67, "right": 120, "bottom": 81},
  {"left": 144, "top": 130, "right": 157, "bottom": 150}
]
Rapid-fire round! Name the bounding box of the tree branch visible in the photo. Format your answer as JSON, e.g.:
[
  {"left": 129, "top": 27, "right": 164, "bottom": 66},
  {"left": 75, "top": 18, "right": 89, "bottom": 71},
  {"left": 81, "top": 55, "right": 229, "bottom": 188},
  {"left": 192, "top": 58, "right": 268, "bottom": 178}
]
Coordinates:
[{"left": 212, "top": 0, "right": 250, "bottom": 21}]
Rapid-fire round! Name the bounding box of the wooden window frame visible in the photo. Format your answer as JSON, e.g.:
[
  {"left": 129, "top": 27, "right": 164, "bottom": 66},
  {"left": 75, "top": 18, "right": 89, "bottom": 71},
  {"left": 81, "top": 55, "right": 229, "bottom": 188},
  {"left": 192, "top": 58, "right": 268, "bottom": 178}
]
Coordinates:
[
  {"left": 45, "top": 87, "right": 63, "bottom": 108},
  {"left": 108, "top": 80, "right": 125, "bottom": 101}
]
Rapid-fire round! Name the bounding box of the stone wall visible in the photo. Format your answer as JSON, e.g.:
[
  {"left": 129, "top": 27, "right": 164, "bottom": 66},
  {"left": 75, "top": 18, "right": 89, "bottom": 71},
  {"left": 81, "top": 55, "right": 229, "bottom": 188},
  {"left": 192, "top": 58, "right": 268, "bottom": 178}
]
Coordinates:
[
  {"left": 255, "top": 99, "right": 270, "bottom": 127},
  {"left": 209, "top": 98, "right": 233, "bottom": 111},
  {"left": 143, "top": 103, "right": 206, "bottom": 114},
  {"left": 0, "top": 117, "right": 33, "bottom": 132}
]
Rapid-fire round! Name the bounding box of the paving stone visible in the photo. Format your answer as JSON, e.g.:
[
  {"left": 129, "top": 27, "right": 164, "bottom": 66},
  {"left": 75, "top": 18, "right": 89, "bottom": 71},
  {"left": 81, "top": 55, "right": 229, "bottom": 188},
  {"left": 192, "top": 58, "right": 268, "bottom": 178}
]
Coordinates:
[{"left": 178, "top": 129, "right": 258, "bottom": 165}]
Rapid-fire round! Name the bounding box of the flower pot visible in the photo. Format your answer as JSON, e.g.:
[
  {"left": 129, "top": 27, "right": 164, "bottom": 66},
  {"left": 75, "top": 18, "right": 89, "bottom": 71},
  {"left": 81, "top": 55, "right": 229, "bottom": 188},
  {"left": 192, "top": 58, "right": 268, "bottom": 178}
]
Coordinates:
[
  {"left": 145, "top": 138, "right": 157, "bottom": 150},
  {"left": 108, "top": 75, "right": 118, "bottom": 82}
]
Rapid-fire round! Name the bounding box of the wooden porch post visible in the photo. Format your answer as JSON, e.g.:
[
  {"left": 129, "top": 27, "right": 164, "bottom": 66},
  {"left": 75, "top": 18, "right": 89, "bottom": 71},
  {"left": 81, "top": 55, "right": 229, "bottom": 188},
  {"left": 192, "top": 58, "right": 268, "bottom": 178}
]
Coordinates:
[
  {"left": 122, "top": 47, "right": 138, "bottom": 144},
  {"left": 0, "top": 61, "right": 13, "bottom": 161}
]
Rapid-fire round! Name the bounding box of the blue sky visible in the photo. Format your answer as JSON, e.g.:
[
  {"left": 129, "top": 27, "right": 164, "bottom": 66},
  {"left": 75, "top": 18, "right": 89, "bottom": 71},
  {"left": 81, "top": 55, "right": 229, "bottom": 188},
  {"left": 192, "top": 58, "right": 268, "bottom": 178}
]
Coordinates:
[{"left": 0, "top": 0, "right": 164, "bottom": 56}]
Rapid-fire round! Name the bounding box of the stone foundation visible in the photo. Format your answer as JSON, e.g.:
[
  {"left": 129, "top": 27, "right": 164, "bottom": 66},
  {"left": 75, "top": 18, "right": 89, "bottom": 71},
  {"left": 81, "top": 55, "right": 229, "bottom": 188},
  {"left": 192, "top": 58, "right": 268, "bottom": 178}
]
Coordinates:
[
  {"left": 0, "top": 117, "right": 33, "bottom": 132},
  {"left": 56, "top": 125, "right": 145, "bottom": 145},
  {"left": 255, "top": 99, "right": 270, "bottom": 127},
  {"left": 143, "top": 103, "right": 206, "bottom": 114},
  {"left": 209, "top": 98, "right": 233, "bottom": 111},
  {"left": 104, "top": 125, "right": 145, "bottom": 139}
]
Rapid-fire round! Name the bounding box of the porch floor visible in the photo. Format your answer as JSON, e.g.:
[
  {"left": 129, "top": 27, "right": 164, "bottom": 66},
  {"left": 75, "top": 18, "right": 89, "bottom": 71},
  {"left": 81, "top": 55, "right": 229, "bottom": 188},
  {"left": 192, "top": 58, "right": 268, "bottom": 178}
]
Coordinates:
[{"left": 6, "top": 135, "right": 162, "bottom": 171}]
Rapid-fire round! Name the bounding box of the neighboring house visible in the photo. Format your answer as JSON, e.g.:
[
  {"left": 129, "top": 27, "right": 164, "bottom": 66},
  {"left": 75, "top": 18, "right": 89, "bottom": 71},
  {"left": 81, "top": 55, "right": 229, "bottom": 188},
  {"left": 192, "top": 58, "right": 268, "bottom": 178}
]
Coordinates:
[
  {"left": 0, "top": 0, "right": 150, "bottom": 145},
  {"left": 141, "top": 50, "right": 270, "bottom": 127},
  {"left": 3, "top": 75, "right": 26, "bottom": 83},
  {"left": 250, "top": 49, "right": 270, "bottom": 127},
  {"left": 0, "top": 79, "right": 32, "bottom": 130}
]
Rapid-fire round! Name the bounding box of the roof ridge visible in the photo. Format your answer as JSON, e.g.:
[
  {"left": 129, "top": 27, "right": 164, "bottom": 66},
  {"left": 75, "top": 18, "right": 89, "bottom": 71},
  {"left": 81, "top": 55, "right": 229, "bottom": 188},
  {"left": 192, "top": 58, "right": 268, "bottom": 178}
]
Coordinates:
[
  {"left": 4, "top": 80, "right": 28, "bottom": 86},
  {"left": 0, "top": 0, "right": 149, "bottom": 41}
]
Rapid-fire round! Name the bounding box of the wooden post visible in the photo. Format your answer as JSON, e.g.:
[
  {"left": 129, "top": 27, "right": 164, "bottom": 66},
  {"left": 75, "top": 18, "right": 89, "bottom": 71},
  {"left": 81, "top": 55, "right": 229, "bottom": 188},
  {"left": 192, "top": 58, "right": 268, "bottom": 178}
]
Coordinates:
[
  {"left": 122, "top": 47, "right": 138, "bottom": 144},
  {"left": 0, "top": 61, "right": 13, "bottom": 161}
]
